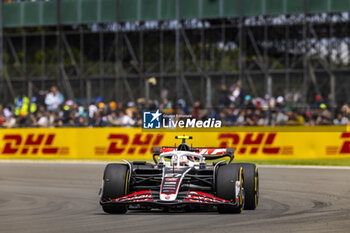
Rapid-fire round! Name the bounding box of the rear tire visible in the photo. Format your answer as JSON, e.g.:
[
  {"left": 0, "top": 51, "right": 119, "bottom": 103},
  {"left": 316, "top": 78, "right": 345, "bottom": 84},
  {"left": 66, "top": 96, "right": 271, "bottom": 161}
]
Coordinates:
[
  {"left": 101, "top": 163, "right": 129, "bottom": 214},
  {"left": 216, "top": 164, "right": 244, "bottom": 214},
  {"left": 236, "top": 163, "right": 259, "bottom": 210}
]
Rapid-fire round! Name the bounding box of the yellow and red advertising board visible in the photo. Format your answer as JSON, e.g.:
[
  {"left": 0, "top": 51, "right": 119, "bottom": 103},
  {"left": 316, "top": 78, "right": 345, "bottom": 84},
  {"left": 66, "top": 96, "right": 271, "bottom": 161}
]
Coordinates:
[{"left": 0, "top": 127, "right": 350, "bottom": 160}]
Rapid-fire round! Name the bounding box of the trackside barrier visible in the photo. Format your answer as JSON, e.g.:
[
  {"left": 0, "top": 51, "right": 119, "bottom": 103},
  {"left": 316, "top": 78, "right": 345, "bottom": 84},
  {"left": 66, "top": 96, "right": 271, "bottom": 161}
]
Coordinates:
[{"left": 0, "top": 127, "right": 350, "bottom": 160}]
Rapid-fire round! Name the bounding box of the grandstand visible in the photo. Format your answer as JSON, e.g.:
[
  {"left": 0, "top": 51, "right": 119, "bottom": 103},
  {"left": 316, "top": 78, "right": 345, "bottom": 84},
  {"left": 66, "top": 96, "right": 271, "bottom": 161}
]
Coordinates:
[{"left": 0, "top": 0, "right": 350, "bottom": 107}]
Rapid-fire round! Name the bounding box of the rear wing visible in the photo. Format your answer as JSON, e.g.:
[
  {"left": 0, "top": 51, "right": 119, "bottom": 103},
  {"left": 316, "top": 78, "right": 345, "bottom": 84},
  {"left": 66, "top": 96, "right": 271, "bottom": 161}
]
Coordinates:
[
  {"left": 152, "top": 147, "right": 235, "bottom": 164},
  {"left": 159, "top": 147, "right": 233, "bottom": 155}
]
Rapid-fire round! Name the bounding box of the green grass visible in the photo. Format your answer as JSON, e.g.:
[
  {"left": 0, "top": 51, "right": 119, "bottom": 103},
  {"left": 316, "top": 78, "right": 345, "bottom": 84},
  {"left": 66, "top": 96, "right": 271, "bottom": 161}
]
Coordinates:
[{"left": 234, "top": 159, "right": 350, "bottom": 166}]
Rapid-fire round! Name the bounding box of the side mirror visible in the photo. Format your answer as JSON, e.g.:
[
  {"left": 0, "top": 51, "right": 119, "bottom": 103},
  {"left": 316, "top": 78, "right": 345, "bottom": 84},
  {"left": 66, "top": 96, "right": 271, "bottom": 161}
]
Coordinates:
[{"left": 153, "top": 147, "right": 161, "bottom": 154}]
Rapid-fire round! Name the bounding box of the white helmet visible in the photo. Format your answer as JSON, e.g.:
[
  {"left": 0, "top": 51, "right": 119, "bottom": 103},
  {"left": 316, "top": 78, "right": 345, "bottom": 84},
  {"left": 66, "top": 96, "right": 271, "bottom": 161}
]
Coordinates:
[
  {"left": 171, "top": 155, "right": 188, "bottom": 167},
  {"left": 179, "top": 155, "right": 188, "bottom": 166}
]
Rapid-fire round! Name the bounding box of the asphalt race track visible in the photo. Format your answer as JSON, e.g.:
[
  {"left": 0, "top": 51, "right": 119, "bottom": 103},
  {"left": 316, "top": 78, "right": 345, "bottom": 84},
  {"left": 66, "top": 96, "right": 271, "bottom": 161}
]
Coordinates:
[{"left": 0, "top": 162, "right": 349, "bottom": 233}]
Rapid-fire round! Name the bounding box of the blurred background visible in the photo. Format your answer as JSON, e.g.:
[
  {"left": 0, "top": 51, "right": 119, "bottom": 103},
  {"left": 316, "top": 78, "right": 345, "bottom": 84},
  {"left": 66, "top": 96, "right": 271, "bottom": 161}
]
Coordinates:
[{"left": 1, "top": 0, "right": 350, "bottom": 128}]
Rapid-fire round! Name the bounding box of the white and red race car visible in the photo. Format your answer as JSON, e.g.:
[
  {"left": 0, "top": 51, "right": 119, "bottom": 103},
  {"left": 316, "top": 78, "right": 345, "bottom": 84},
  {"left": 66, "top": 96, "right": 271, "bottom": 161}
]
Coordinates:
[{"left": 99, "top": 136, "right": 259, "bottom": 214}]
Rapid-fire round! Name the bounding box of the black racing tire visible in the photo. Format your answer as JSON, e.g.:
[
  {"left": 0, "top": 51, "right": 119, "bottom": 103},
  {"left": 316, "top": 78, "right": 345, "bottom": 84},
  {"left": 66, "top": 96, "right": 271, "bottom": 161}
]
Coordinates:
[
  {"left": 216, "top": 164, "right": 244, "bottom": 214},
  {"left": 101, "top": 163, "right": 129, "bottom": 214},
  {"left": 235, "top": 163, "right": 259, "bottom": 210}
]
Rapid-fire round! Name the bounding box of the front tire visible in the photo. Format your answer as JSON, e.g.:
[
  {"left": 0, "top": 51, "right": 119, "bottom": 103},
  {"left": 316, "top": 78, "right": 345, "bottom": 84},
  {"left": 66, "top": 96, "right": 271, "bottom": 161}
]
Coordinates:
[
  {"left": 216, "top": 164, "right": 244, "bottom": 214},
  {"left": 236, "top": 163, "right": 259, "bottom": 210},
  {"left": 101, "top": 163, "right": 129, "bottom": 214}
]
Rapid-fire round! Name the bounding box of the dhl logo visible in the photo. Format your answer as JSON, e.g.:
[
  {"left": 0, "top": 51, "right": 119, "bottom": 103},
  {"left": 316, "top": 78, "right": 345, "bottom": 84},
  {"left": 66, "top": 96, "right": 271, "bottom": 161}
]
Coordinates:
[
  {"left": 326, "top": 132, "right": 350, "bottom": 155},
  {"left": 218, "top": 133, "right": 293, "bottom": 155},
  {"left": 0, "top": 134, "right": 69, "bottom": 155},
  {"left": 96, "top": 132, "right": 292, "bottom": 156},
  {"left": 95, "top": 133, "right": 164, "bottom": 155}
]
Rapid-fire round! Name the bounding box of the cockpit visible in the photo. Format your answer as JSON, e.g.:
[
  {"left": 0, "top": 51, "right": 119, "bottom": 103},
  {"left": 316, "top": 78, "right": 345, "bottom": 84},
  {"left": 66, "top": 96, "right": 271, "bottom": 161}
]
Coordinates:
[
  {"left": 152, "top": 135, "right": 234, "bottom": 169},
  {"left": 158, "top": 151, "right": 204, "bottom": 168}
]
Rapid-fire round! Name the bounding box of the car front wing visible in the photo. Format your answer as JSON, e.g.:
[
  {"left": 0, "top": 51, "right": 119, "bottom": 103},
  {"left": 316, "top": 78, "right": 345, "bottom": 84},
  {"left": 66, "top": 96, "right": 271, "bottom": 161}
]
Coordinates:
[{"left": 100, "top": 190, "right": 239, "bottom": 207}]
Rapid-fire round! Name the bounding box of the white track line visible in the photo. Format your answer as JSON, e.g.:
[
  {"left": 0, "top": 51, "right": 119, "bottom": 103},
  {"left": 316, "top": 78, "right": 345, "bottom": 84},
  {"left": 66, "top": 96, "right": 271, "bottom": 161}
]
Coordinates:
[{"left": 0, "top": 160, "right": 350, "bottom": 169}]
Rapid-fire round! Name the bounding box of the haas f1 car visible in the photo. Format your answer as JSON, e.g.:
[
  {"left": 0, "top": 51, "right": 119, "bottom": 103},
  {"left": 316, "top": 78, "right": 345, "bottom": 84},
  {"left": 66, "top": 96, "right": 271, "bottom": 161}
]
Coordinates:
[{"left": 99, "top": 136, "right": 259, "bottom": 214}]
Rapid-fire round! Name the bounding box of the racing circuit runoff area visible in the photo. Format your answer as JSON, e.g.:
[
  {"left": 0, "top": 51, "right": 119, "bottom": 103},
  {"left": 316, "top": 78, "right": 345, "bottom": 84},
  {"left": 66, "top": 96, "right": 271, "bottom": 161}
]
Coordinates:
[{"left": 0, "top": 162, "right": 349, "bottom": 233}]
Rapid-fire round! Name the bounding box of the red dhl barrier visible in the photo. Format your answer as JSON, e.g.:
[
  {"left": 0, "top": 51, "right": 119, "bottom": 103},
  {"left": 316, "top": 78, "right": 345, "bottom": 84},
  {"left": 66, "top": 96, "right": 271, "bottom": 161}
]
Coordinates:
[{"left": 0, "top": 127, "right": 349, "bottom": 160}]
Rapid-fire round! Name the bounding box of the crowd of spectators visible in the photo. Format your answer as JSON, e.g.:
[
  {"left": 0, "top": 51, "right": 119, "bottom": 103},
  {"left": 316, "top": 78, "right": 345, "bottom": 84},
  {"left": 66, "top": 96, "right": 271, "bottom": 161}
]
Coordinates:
[
  {"left": 216, "top": 82, "right": 350, "bottom": 126},
  {"left": 0, "top": 83, "right": 349, "bottom": 128}
]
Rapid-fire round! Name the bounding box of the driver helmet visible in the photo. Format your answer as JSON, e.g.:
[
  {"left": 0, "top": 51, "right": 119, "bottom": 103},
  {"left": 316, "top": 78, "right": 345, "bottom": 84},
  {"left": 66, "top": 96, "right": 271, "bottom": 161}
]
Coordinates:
[
  {"left": 171, "top": 155, "right": 188, "bottom": 166},
  {"left": 171, "top": 155, "right": 178, "bottom": 166},
  {"left": 179, "top": 155, "right": 188, "bottom": 166}
]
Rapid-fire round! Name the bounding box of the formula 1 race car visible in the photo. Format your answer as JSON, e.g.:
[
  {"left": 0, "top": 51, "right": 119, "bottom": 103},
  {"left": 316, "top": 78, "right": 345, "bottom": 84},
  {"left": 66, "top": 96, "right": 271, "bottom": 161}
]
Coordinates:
[{"left": 99, "top": 136, "right": 259, "bottom": 214}]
